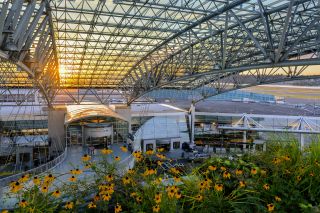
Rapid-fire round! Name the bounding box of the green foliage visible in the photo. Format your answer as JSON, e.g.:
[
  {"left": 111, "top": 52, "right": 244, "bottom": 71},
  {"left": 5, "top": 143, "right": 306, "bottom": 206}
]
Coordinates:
[{"left": 3, "top": 140, "right": 320, "bottom": 213}]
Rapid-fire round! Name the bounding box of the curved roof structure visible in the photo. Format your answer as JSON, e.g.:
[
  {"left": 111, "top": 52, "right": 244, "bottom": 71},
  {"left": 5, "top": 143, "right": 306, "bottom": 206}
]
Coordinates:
[{"left": 0, "top": 0, "right": 319, "bottom": 105}]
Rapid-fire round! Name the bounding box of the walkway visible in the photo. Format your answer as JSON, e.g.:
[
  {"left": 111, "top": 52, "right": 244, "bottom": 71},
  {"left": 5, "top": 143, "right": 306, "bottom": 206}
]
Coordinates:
[{"left": 0, "top": 143, "right": 132, "bottom": 210}]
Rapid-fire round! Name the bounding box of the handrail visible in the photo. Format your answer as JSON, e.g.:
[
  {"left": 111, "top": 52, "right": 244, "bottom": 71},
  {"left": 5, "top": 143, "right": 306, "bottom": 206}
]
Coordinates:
[{"left": 0, "top": 146, "right": 68, "bottom": 188}]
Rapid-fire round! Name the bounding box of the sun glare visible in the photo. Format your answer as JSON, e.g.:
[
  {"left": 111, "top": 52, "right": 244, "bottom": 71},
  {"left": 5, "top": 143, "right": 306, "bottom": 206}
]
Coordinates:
[{"left": 59, "top": 65, "right": 67, "bottom": 77}]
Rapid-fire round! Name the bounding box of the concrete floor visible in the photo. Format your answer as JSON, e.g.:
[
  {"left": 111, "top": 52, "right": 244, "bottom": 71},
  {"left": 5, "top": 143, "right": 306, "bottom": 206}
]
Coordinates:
[{"left": 0, "top": 143, "right": 131, "bottom": 210}]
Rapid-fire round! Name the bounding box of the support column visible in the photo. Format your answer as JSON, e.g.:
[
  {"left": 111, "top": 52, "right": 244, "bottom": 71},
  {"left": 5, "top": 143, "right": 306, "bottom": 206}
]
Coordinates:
[
  {"left": 243, "top": 131, "right": 247, "bottom": 150},
  {"left": 300, "top": 133, "right": 305, "bottom": 151},
  {"left": 190, "top": 103, "right": 195, "bottom": 145},
  {"left": 111, "top": 125, "right": 114, "bottom": 145},
  {"left": 81, "top": 124, "right": 85, "bottom": 146}
]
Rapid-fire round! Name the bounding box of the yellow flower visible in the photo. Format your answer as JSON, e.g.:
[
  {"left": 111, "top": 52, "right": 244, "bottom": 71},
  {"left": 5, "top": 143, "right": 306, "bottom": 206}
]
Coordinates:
[
  {"left": 44, "top": 174, "right": 55, "bottom": 183},
  {"left": 120, "top": 146, "right": 128, "bottom": 152},
  {"left": 69, "top": 175, "right": 77, "bottom": 182},
  {"left": 105, "top": 174, "right": 113, "bottom": 182},
  {"left": 157, "top": 148, "right": 164, "bottom": 152},
  {"left": 283, "top": 155, "right": 291, "bottom": 161},
  {"left": 143, "top": 168, "right": 157, "bottom": 176},
  {"left": 127, "top": 169, "right": 134, "bottom": 174},
  {"left": 146, "top": 150, "right": 154, "bottom": 155},
  {"left": 214, "top": 184, "right": 223, "bottom": 192},
  {"left": 296, "top": 176, "right": 302, "bottom": 181},
  {"left": 19, "top": 199, "right": 28, "bottom": 208},
  {"left": 1, "top": 210, "right": 9, "bottom": 213},
  {"left": 136, "top": 196, "right": 142, "bottom": 203},
  {"left": 115, "top": 156, "right": 121, "bottom": 161},
  {"left": 223, "top": 171, "right": 231, "bottom": 179},
  {"left": 101, "top": 148, "right": 113, "bottom": 155},
  {"left": 10, "top": 181, "right": 22, "bottom": 193},
  {"left": 102, "top": 193, "right": 111, "bottom": 201},
  {"left": 272, "top": 157, "right": 281, "bottom": 165},
  {"left": 275, "top": 196, "right": 281, "bottom": 202},
  {"left": 41, "top": 185, "right": 49, "bottom": 193},
  {"left": 174, "top": 176, "right": 181, "bottom": 182},
  {"left": 130, "top": 192, "right": 137, "bottom": 197},
  {"left": 195, "top": 194, "right": 203, "bottom": 201},
  {"left": 71, "top": 168, "right": 83, "bottom": 175},
  {"left": 170, "top": 167, "right": 180, "bottom": 175},
  {"left": 93, "top": 195, "right": 100, "bottom": 202},
  {"left": 235, "top": 169, "right": 243, "bottom": 175},
  {"left": 154, "top": 192, "right": 162, "bottom": 203},
  {"left": 88, "top": 201, "right": 96, "bottom": 209},
  {"left": 122, "top": 176, "right": 131, "bottom": 185},
  {"left": 251, "top": 168, "right": 257, "bottom": 175},
  {"left": 267, "top": 203, "right": 275, "bottom": 212},
  {"left": 263, "top": 184, "right": 270, "bottom": 190},
  {"left": 310, "top": 172, "right": 315, "bottom": 177},
  {"left": 33, "top": 176, "right": 41, "bottom": 185},
  {"left": 156, "top": 154, "right": 166, "bottom": 160},
  {"left": 85, "top": 163, "right": 92, "bottom": 169},
  {"left": 52, "top": 190, "right": 61, "bottom": 198},
  {"left": 167, "top": 188, "right": 175, "bottom": 198},
  {"left": 65, "top": 201, "right": 73, "bottom": 209},
  {"left": 115, "top": 203, "right": 122, "bottom": 213},
  {"left": 239, "top": 181, "right": 246, "bottom": 188},
  {"left": 175, "top": 191, "right": 182, "bottom": 199},
  {"left": 18, "top": 174, "right": 29, "bottom": 183},
  {"left": 208, "top": 165, "right": 217, "bottom": 171},
  {"left": 220, "top": 166, "right": 226, "bottom": 171},
  {"left": 153, "top": 205, "right": 160, "bottom": 212},
  {"left": 157, "top": 161, "right": 163, "bottom": 166},
  {"left": 133, "top": 151, "right": 142, "bottom": 158},
  {"left": 82, "top": 154, "right": 91, "bottom": 162}
]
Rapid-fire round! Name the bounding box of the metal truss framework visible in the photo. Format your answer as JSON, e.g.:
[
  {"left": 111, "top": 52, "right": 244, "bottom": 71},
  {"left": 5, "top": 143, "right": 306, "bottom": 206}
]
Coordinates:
[
  {"left": 0, "top": 0, "right": 59, "bottom": 106},
  {"left": 0, "top": 0, "right": 320, "bottom": 105}
]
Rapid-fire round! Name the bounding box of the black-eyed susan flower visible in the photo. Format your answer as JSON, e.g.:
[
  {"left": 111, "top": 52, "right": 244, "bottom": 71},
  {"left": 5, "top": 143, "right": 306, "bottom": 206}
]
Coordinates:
[
  {"left": 152, "top": 205, "right": 160, "bottom": 212},
  {"left": 1, "top": 210, "right": 9, "bottom": 213},
  {"left": 69, "top": 176, "right": 77, "bottom": 182},
  {"left": 263, "top": 184, "right": 270, "bottom": 190},
  {"left": 143, "top": 168, "right": 156, "bottom": 176},
  {"left": 105, "top": 174, "right": 113, "bottom": 182},
  {"left": 214, "top": 183, "right": 223, "bottom": 192},
  {"left": 195, "top": 194, "right": 203, "bottom": 202},
  {"left": 239, "top": 180, "right": 246, "bottom": 188},
  {"left": 267, "top": 203, "right": 275, "bottom": 212},
  {"left": 115, "top": 203, "right": 122, "bottom": 213},
  {"left": 220, "top": 166, "right": 226, "bottom": 171},
  {"left": 174, "top": 176, "right": 181, "bottom": 183},
  {"left": 88, "top": 202, "right": 96, "bottom": 209},
  {"left": 44, "top": 174, "right": 55, "bottom": 183},
  {"left": 235, "top": 169, "right": 243, "bottom": 175},
  {"left": 120, "top": 146, "right": 128, "bottom": 152},
  {"left": 52, "top": 190, "right": 61, "bottom": 198},
  {"left": 64, "top": 201, "right": 73, "bottom": 209},
  {"left": 85, "top": 163, "right": 92, "bottom": 169},
  {"left": 167, "top": 188, "right": 175, "bottom": 198},
  {"left": 175, "top": 191, "right": 182, "bottom": 199},
  {"left": 19, "top": 199, "right": 28, "bottom": 208},
  {"left": 157, "top": 148, "right": 164, "bottom": 152},
  {"left": 208, "top": 165, "right": 217, "bottom": 171},
  {"left": 10, "top": 181, "right": 22, "bottom": 193},
  {"left": 41, "top": 185, "right": 49, "bottom": 193},
  {"left": 101, "top": 148, "right": 113, "bottom": 155},
  {"left": 33, "top": 176, "right": 41, "bottom": 185},
  {"left": 275, "top": 196, "right": 281, "bottom": 202},
  {"left": 82, "top": 154, "right": 91, "bottom": 162},
  {"left": 18, "top": 174, "right": 29, "bottom": 183},
  {"left": 127, "top": 169, "right": 134, "bottom": 174},
  {"left": 157, "top": 161, "right": 163, "bottom": 166},
  {"left": 93, "top": 194, "right": 100, "bottom": 202},
  {"left": 223, "top": 171, "right": 231, "bottom": 179},
  {"left": 146, "top": 150, "right": 154, "bottom": 155},
  {"left": 251, "top": 168, "right": 257, "bottom": 175},
  {"left": 296, "top": 176, "right": 302, "bottom": 181},
  {"left": 283, "top": 155, "right": 291, "bottom": 161},
  {"left": 133, "top": 151, "right": 142, "bottom": 158},
  {"left": 156, "top": 154, "right": 166, "bottom": 160},
  {"left": 71, "top": 168, "right": 83, "bottom": 175},
  {"left": 130, "top": 192, "right": 137, "bottom": 198},
  {"left": 272, "top": 157, "right": 281, "bottom": 165},
  {"left": 136, "top": 196, "right": 142, "bottom": 203},
  {"left": 122, "top": 176, "right": 131, "bottom": 185},
  {"left": 102, "top": 194, "right": 111, "bottom": 201},
  {"left": 154, "top": 192, "right": 162, "bottom": 203},
  {"left": 170, "top": 167, "right": 180, "bottom": 175},
  {"left": 115, "top": 156, "right": 121, "bottom": 161}
]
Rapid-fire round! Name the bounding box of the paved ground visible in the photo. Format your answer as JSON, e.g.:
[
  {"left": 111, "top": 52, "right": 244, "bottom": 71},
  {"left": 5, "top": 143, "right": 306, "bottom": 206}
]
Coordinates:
[{"left": 0, "top": 143, "right": 131, "bottom": 210}]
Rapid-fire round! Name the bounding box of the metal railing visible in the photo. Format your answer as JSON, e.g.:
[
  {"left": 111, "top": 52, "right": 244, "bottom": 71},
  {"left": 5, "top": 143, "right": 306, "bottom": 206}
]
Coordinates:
[{"left": 0, "top": 146, "right": 68, "bottom": 188}]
